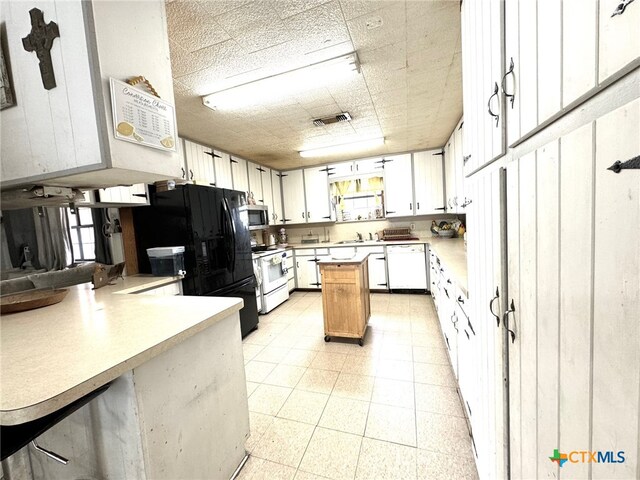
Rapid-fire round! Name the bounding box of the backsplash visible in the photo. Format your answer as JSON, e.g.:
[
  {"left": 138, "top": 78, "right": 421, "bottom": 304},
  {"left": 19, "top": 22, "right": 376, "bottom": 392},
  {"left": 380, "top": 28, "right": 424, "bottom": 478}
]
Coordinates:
[{"left": 270, "top": 214, "right": 464, "bottom": 244}]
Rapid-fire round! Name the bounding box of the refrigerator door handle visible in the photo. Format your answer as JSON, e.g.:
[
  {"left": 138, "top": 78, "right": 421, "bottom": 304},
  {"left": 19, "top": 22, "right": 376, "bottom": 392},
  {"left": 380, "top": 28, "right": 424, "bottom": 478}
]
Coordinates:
[{"left": 222, "top": 197, "right": 236, "bottom": 271}]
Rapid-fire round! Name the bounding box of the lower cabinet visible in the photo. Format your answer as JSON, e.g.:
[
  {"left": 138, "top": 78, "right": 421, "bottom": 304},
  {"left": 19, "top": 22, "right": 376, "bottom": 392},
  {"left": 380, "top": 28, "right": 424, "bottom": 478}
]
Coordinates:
[
  {"left": 293, "top": 248, "right": 325, "bottom": 289},
  {"left": 285, "top": 255, "right": 295, "bottom": 292},
  {"left": 357, "top": 246, "right": 388, "bottom": 291}
]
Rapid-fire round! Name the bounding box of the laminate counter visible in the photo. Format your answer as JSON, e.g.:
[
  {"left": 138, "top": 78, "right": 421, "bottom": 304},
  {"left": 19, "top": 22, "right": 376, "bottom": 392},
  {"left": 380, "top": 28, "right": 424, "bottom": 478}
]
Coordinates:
[{"left": 0, "top": 277, "right": 243, "bottom": 426}]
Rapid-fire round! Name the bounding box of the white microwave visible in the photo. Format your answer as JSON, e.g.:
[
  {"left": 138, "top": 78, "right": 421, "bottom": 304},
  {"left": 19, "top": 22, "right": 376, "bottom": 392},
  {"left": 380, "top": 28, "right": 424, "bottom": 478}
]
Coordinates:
[{"left": 248, "top": 205, "right": 269, "bottom": 230}]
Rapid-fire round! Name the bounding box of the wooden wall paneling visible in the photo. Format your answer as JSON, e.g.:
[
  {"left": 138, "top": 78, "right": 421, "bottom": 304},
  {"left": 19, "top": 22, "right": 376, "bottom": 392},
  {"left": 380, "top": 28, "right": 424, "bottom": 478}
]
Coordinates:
[
  {"left": 559, "top": 123, "right": 594, "bottom": 479},
  {"left": 119, "top": 207, "right": 138, "bottom": 275},
  {"left": 562, "top": 0, "right": 597, "bottom": 107},
  {"left": 598, "top": 0, "right": 640, "bottom": 83},
  {"left": 535, "top": 139, "right": 561, "bottom": 479},
  {"left": 518, "top": 0, "right": 538, "bottom": 137},
  {"left": 506, "top": 158, "right": 521, "bottom": 478},
  {"left": 518, "top": 152, "right": 538, "bottom": 479},
  {"left": 591, "top": 98, "right": 640, "bottom": 479},
  {"left": 504, "top": 0, "right": 521, "bottom": 146},
  {"left": 536, "top": 0, "right": 561, "bottom": 123}
]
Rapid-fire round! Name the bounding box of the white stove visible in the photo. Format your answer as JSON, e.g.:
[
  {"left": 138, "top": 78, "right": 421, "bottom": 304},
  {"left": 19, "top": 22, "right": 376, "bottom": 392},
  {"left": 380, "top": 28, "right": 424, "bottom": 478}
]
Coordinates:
[{"left": 252, "top": 249, "right": 289, "bottom": 313}]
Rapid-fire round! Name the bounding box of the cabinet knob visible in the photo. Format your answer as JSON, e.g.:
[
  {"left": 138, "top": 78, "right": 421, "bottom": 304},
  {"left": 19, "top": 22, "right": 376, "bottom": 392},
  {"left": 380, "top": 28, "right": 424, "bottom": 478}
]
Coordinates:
[
  {"left": 501, "top": 57, "right": 516, "bottom": 109},
  {"left": 489, "top": 286, "right": 500, "bottom": 326},
  {"left": 487, "top": 82, "right": 500, "bottom": 127}
]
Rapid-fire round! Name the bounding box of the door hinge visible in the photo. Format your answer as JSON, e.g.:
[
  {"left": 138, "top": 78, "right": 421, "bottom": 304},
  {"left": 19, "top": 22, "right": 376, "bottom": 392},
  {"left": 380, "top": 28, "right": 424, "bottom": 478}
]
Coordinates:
[
  {"left": 257, "top": 167, "right": 266, "bottom": 173},
  {"left": 608, "top": 155, "right": 640, "bottom": 173},
  {"left": 230, "top": 157, "right": 238, "bottom": 164},
  {"left": 433, "top": 151, "right": 444, "bottom": 156},
  {"left": 205, "top": 151, "right": 221, "bottom": 158},
  {"left": 458, "top": 121, "right": 464, "bottom": 130}
]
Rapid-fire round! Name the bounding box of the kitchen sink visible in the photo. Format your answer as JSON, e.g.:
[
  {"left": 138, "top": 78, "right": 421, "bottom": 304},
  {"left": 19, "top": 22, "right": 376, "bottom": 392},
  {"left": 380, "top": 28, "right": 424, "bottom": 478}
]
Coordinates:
[{"left": 335, "top": 240, "right": 364, "bottom": 244}]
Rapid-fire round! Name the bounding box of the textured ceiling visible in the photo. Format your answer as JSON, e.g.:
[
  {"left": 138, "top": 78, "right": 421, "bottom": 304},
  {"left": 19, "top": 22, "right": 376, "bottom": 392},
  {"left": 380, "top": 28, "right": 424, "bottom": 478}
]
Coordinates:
[{"left": 168, "top": 0, "right": 462, "bottom": 170}]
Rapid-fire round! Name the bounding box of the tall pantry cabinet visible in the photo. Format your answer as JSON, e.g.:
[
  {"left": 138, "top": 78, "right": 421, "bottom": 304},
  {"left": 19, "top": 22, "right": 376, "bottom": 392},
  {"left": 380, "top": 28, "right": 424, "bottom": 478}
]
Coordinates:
[{"left": 460, "top": 0, "right": 639, "bottom": 479}]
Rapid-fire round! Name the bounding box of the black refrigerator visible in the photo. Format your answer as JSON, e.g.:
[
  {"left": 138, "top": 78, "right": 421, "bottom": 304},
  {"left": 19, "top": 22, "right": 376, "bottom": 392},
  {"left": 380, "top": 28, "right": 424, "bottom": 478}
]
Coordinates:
[{"left": 133, "top": 184, "right": 259, "bottom": 337}]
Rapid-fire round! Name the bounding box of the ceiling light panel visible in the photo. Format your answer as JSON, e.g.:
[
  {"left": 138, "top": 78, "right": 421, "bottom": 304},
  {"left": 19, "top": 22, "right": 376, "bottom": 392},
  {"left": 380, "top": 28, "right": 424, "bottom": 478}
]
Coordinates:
[{"left": 202, "top": 52, "right": 360, "bottom": 111}]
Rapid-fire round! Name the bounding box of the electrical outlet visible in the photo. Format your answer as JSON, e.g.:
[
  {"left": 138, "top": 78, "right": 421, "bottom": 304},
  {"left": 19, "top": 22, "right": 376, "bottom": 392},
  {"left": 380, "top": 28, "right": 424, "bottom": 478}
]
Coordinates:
[{"left": 410, "top": 223, "right": 415, "bottom": 231}]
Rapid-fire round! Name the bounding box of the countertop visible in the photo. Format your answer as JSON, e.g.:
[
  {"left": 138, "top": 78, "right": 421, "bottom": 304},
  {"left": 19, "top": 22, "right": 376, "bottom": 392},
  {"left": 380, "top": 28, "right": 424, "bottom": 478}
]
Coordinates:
[
  {"left": 427, "top": 238, "right": 468, "bottom": 296},
  {"left": 317, "top": 252, "right": 370, "bottom": 265},
  {"left": 289, "top": 238, "right": 431, "bottom": 249},
  {"left": 0, "top": 276, "right": 243, "bottom": 425}
]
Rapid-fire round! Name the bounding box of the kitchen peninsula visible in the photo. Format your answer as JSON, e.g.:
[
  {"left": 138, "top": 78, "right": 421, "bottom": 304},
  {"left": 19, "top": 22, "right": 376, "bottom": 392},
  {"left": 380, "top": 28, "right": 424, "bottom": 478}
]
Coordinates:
[{"left": 0, "top": 277, "right": 249, "bottom": 479}]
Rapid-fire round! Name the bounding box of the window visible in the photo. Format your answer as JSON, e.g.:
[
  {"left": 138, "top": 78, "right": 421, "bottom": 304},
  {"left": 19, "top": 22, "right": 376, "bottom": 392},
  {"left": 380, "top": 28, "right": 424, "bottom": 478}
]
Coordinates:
[{"left": 66, "top": 208, "right": 95, "bottom": 262}]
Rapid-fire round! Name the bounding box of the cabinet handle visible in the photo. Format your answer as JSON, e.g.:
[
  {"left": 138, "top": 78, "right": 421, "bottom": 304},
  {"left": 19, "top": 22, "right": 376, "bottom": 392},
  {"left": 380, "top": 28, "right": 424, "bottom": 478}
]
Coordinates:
[
  {"left": 612, "top": 0, "right": 634, "bottom": 16},
  {"left": 307, "top": 211, "right": 311, "bottom": 218},
  {"left": 386, "top": 210, "right": 396, "bottom": 214},
  {"left": 302, "top": 212, "right": 305, "bottom": 218},
  {"left": 487, "top": 82, "right": 500, "bottom": 127},
  {"left": 189, "top": 169, "right": 194, "bottom": 180},
  {"left": 434, "top": 207, "right": 446, "bottom": 211},
  {"left": 297, "top": 262, "right": 299, "bottom": 268},
  {"left": 409, "top": 202, "right": 412, "bottom": 210},
  {"left": 448, "top": 199, "right": 453, "bottom": 209},
  {"left": 489, "top": 286, "right": 500, "bottom": 326},
  {"left": 416, "top": 202, "right": 420, "bottom": 210},
  {"left": 181, "top": 167, "right": 186, "bottom": 179},
  {"left": 457, "top": 295, "right": 464, "bottom": 304},
  {"left": 501, "top": 57, "right": 516, "bottom": 109},
  {"left": 503, "top": 299, "right": 517, "bottom": 343}
]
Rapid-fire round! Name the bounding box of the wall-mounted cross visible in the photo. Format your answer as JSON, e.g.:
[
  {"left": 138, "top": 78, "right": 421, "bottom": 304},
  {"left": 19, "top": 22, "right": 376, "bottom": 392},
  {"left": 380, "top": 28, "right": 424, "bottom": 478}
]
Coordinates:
[{"left": 22, "top": 8, "right": 60, "bottom": 90}]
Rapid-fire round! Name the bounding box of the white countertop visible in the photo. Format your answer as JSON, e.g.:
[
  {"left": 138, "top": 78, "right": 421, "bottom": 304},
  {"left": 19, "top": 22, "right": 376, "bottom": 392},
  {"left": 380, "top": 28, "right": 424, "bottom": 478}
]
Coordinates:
[
  {"left": 0, "top": 276, "right": 243, "bottom": 425},
  {"left": 427, "top": 238, "right": 468, "bottom": 296},
  {"left": 317, "top": 252, "right": 370, "bottom": 265}
]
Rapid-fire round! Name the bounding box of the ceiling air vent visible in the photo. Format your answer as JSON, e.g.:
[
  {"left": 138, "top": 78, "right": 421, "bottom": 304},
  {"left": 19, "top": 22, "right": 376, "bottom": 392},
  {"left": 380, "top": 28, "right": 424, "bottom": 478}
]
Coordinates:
[{"left": 313, "top": 112, "right": 352, "bottom": 127}]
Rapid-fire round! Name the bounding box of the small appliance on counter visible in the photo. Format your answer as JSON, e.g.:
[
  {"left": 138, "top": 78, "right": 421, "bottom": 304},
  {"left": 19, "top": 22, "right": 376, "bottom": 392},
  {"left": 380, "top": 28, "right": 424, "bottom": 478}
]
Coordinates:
[
  {"left": 146, "top": 246, "right": 186, "bottom": 276},
  {"left": 267, "top": 233, "right": 277, "bottom": 249},
  {"left": 277, "top": 228, "right": 288, "bottom": 247}
]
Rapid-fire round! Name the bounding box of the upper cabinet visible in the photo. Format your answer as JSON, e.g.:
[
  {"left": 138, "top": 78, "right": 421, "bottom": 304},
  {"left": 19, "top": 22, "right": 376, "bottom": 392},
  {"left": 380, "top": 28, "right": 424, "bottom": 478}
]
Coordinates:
[
  {"left": 281, "top": 169, "right": 306, "bottom": 224},
  {"left": 0, "top": 0, "right": 182, "bottom": 189},
  {"left": 384, "top": 154, "right": 414, "bottom": 218},
  {"left": 213, "top": 151, "right": 233, "bottom": 189},
  {"left": 460, "top": 0, "right": 505, "bottom": 176},
  {"left": 183, "top": 139, "right": 215, "bottom": 186},
  {"left": 270, "top": 171, "right": 284, "bottom": 225},
  {"left": 231, "top": 157, "right": 249, "bottom": 195},
  {"left": 414, "top": 150, "right": 446, "bottom": 215},
  {"left": 247, "top": 161, "right": 263, "bottom": 204},
  {"left": 303, "top": 168, "right": 333, "bottom": 222},
  {"left": 502, "top": 0, "right": 639, "bottom": 146}
]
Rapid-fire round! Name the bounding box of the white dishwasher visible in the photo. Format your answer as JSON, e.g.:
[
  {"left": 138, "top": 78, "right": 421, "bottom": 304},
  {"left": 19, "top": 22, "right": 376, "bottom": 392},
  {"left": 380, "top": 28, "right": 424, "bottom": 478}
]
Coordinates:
[{"left": 387, "top": 244, "right": 428, "bottom": 290}]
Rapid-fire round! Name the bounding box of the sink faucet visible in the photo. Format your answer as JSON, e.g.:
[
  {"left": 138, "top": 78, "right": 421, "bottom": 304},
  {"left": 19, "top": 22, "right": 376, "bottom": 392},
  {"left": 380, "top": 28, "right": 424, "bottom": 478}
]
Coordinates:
[
  {"left": 368, "top": 232, "right": 373, "bottom": 241},
  {"left": 356, "top": 232, "right": 363, "bottom": 241}
]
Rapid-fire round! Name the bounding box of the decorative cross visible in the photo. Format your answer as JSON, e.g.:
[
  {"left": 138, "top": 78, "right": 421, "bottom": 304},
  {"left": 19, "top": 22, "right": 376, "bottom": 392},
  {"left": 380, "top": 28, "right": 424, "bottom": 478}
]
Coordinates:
[{"left": 22, "top": 8, "right": 60, "bottom": 90}]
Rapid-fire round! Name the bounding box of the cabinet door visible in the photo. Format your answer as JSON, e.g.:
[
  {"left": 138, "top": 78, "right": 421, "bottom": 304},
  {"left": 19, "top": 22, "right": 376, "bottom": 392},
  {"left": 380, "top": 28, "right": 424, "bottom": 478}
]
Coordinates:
[
  {"left": 537, "top": 0, "right": 561, "bottom": 124},
  {"left": 517, "top": 0, "right": 538, "bottom": 137},
  {"left": 599, "top": 0, "right": 640, "bottom": 84},
  {"left": 358, "top": 247, "right": 388, "bottom": 290},
  {"left": 444, "top": 133, "right": 456, "bottom": 211},
  {"left": 295, "top": 256, "right": 319, "bottom": 288},
  {"left": 454, "top": 120, "right": 467, "bottom": 213},
  {"left": 562, "top": 0, "right": 597, "bottom": 107},
  {"left": 383, "top": 154, "right": 414, "bottom": 217},
  {"left": 247, "top": 162, "right": 263, "bottom": 203},
  {"left": 355, "top": 157, "right": 384, "bottom": 175},
  {"left": 504, "top": 0, "right": 521, "bottom": 146},
  {"left": 413, "top": 150, "right": 445, "bottom": 215},
  {"left": 231, "top": 157, "right": 249, "bottom": 195},
  {"left": 303, "top": 168, "right": 332, "bottom": 222},
  {"left": 183, "top": 139, "right": 214, "bottom": 186},
  {"left": 328, "top": 161, "right": 354, "bottom": 177},
  {"left": 281, "top": 169, "right": 306, "bottom": 224},
  {"left": 214, "top": 151, "right": 234, "bottom": 189},
  {"left": 261, "top": 167, "right": 274, "bottom": 220},
  {"left": 271, "top": 171, "right": 284, "bottom": 225}
]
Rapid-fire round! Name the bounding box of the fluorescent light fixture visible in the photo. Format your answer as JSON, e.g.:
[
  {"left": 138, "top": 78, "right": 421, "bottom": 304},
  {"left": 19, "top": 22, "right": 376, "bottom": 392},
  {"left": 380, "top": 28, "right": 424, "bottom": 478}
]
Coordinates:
[
  {"left": 299, "top": 137, "right": 385, "bottom": 158},
  {"left": 202, "top": 52, "right": 360, "bottom": 111}
]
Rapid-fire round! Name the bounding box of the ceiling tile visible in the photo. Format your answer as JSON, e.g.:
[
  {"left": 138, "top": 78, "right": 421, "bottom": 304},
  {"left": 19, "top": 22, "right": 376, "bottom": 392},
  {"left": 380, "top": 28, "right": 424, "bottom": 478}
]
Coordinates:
[{"left": 166, "top": 1, "right": 231, "bottom": 52}]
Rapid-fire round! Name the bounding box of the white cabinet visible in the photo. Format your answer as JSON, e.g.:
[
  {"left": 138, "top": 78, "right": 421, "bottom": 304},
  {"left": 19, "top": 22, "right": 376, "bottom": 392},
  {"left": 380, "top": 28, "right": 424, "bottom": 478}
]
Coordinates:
[
  {"left": 293, "top": 249, "right": 321, "bottom": 289},
  {"left": 0, "top": 0, "right": 181, "bottom": 189},
  {"left": 327, "top": 157, "right": 384, "bottom": 177},
  {"left": 506, "top": 98, "right": 640, "bottom": 480},
  {"left": 357, "top": 246, "right": 388, "bottom": 290},
  {"left": 303, "top": 168, "right": 333, "bottom": 222},
  {"left": 281, "top": 169, "right": 306, "bottom": 224},
  {"left": 247, "top": 162, "right": 263, "bottom": 204},
  {"left": 286, "top": 255, "right": 295, "bottom": 292},
  {"left": 183, "top": 139, "right": 215, "bottom": 186},
  {"left": 453, "top": 120, "right": 467, "bottom": 213},
  {"left": 97, "top": 183, "right": 149, "bottom": 205},
  {"left": 599, "top": 0, "right": 640, "bottom": 83},
  {"left": 261, "top": 167, "right": 273, "bottom": 218},
  {"left": 384, "top": 154, "right": 414, "bottom": 217},
  {"left": 414, "top": 149, "right": 445, "bottom": 215},
  {"left": 214, "top": 151, "right": 234, "bottom": 189},
  {"left": 231, "top": 157, "right": 249, "bottom": 195},
  {"left": 387, "top": 244, "right": 427, "bottom": 290},
  {"left": 460, "top": 0, "right": 505, "bottom": 176},
  {"left": 271, "top": 171, "right": 284, "bottom": 225}
]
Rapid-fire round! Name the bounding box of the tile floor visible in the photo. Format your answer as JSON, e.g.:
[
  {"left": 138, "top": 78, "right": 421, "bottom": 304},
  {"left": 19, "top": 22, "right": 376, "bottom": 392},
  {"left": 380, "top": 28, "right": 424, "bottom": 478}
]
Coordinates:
[{"left": 239, "top": 291, "right": 479, "bottom": 480}]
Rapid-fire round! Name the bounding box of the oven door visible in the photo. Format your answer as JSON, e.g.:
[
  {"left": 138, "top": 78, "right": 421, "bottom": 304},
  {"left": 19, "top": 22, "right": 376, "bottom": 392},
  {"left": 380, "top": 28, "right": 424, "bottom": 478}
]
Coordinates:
[{"left": 260, "top": 254, "right": 287, "bottom": 294}]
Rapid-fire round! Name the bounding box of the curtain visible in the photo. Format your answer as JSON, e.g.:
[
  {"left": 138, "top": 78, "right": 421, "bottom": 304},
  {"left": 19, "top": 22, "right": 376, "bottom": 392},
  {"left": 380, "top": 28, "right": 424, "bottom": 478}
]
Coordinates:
[
  {"left": 91, "top": 208, "right": 113, "bottom": 265},
  {"left": 32, "top": 207, "right": 72, "bottom": 271}
]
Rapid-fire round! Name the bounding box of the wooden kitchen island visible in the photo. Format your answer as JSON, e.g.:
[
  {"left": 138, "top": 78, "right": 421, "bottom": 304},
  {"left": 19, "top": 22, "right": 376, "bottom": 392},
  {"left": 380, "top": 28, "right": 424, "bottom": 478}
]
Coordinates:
[
  {"left": 1, "top": 278, "right": 249, "bottom": 480},
  {"left": 318, "top": 253, "right": 371, "bottom": 346}
]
